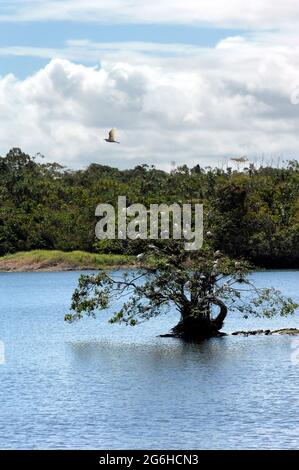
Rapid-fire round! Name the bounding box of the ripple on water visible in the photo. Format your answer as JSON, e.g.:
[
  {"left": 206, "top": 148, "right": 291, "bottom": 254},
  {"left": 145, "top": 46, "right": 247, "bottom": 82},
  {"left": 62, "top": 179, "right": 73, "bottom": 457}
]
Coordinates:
[{"left": 0, "top": 270, "right": 298, "bottom": 449}]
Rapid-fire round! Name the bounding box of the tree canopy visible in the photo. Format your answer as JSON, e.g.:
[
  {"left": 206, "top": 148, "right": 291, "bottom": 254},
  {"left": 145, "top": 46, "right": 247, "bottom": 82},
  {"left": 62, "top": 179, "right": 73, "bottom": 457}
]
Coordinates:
[
  {"left": 1, "top": 148, "right": 299, "bottom": 268},
  {"left": 65, "top": 242, "right": 298, "bottom": 339}
]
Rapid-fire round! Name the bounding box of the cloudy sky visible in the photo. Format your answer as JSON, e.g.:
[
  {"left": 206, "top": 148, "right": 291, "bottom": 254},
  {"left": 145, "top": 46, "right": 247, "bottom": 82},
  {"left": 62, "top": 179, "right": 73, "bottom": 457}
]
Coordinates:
[{"left": 0, "top": 1, "right": 299, "bottom": 170}]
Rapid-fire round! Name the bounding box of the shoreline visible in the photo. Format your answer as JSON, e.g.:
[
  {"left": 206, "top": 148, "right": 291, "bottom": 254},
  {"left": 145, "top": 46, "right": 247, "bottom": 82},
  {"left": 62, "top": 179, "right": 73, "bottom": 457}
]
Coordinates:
[
  {"left": 0, "top": 250, "right": 135, "bottom": 272},
  {"left": 1, "top": 250, "right": 299, "bottom": 273}
]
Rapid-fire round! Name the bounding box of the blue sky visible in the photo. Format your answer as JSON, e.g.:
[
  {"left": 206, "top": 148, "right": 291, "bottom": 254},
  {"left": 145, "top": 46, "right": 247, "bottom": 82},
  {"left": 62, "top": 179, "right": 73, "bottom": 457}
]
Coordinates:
[
  {"left": 0, "top": 20, "right": 245, "bottom": 78},
  {"left": 0, "top": 1, "right": 298, "bottom": 170}
]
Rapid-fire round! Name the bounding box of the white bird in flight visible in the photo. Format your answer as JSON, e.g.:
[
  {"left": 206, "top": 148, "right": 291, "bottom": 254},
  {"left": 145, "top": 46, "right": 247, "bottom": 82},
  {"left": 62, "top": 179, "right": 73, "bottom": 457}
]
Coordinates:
[
  {"left": 230, "top": 156, "right": 248, "bottom": 163},
  {"left": 104, "top": 128, "right": 120, "bottom": 144}
]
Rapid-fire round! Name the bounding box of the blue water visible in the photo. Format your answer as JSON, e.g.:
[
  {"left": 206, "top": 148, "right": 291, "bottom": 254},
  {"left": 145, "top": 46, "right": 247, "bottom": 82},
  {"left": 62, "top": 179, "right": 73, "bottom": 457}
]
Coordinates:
[{"left": 0, "top": 270, "right": 299, "bottom": 450}]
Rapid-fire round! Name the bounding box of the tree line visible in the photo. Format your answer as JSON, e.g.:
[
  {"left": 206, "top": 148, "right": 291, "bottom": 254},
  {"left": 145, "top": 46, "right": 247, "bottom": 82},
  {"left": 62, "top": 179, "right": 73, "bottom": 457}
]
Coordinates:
[{"left": 1, "top": 148, "right": 299, "bottom": 268}]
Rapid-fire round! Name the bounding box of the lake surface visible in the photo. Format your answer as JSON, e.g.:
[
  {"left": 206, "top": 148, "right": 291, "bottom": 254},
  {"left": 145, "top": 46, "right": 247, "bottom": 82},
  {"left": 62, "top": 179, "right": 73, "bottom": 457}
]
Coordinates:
[{"left": 0, "top": 270, "right": 299, "bottom": 450}]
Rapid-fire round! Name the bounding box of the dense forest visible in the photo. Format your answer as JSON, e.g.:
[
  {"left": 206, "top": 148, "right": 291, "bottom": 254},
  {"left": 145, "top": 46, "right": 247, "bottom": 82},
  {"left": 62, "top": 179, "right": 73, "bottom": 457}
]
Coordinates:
[{"left": 1, "top": 148, "right": 299, "bottom": 268}]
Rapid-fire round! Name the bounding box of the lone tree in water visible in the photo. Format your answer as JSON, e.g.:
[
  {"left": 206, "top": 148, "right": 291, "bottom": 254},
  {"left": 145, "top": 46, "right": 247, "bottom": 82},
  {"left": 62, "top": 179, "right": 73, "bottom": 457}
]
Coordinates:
[{"left": 65, "top": 241, "right": 297, "bottom": 340}]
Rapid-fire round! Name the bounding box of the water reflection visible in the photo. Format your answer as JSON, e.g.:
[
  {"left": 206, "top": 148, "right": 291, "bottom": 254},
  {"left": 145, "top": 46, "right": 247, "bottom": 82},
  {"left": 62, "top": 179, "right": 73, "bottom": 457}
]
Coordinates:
[{"left": 0, "top": 270, "right": 298, "bottom": 449}]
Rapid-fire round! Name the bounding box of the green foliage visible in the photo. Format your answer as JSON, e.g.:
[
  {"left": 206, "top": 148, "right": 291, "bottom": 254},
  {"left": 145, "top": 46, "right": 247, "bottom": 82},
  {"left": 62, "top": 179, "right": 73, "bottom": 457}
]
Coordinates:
[
  {"left": 65, "top": 242, "right": 298, "bottom": 328},
  {"left": 1, "top": 148, "right": 299, "bottom": 268}
]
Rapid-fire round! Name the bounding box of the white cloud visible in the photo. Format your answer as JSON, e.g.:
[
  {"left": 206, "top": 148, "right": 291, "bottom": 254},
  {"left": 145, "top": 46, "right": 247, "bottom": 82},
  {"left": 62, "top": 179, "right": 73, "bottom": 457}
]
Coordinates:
[
  {"left": 0, "top": 35, "right": 299, "bottom": 170},
  {"left": 0, "top": 0, "right": 299, "bottom": 30},
  {"left": 0, "top": 41, "right": 204, "bottom": 64}
]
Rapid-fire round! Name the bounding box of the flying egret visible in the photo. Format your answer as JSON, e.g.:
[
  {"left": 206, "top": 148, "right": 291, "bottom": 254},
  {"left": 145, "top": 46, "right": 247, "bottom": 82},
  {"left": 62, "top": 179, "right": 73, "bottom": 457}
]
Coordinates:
[
  {"left": 230, "top": 156, "right": 248, "bottom": 164},
  {"left": 104, "top": 128, "right": 120, "bottom": 144}
]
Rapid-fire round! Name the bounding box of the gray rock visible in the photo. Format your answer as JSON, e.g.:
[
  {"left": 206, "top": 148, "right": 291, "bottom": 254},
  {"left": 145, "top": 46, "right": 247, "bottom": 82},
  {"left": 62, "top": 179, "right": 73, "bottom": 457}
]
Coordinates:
[{"left": 232, "top": 328, "right": 299, "bottom": 336}]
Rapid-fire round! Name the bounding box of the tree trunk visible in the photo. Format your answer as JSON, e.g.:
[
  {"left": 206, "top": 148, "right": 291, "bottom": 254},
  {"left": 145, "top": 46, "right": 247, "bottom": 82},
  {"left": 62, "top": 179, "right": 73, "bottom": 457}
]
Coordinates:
[{"left": 171, "top": 298, "right": 228, "bottom": 340}]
